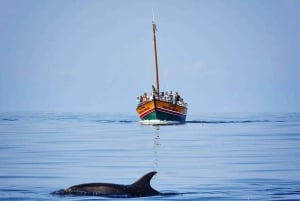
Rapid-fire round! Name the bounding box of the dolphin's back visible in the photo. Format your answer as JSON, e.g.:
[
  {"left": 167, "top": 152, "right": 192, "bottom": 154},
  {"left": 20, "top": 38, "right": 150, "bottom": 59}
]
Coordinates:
[
  {"left": 66, "top": 183, "right": 128, "bottom": 196},
  {"left": 53, "top": 171, "right": 160, "bottom": 197}
]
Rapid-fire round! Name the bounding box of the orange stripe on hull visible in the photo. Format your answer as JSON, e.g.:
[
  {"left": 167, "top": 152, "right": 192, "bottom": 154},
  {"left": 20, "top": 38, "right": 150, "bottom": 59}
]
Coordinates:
[{"left": 136, "top": 100, "right": 187, "bottom": 121}]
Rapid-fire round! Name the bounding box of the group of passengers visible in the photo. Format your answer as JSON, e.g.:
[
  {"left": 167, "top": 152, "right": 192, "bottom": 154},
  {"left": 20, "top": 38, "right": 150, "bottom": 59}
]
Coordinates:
[{"left": 137, "top": 90, "right": 186, "bottom": 107}]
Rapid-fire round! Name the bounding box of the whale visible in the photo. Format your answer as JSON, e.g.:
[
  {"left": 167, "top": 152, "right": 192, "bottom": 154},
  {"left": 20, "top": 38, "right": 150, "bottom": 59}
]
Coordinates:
[{"left": 53, "top": 171, "right": 161, "bottom": 198}]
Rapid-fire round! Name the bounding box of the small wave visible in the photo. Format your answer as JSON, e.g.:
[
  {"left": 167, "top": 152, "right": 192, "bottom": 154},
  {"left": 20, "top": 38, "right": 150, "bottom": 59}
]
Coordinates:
[
  {"left": 1, "top": 118, "right": 18, "bottom": 121},
  {"left": 0, "top": 175, "right": 59, "bottom": 179},
  {"left": 0, "top": 188, "right": 31, "bottom": 193},
  {"left": 186, "top": 120, "right": 285, "bottom": 124},
  {"left": 93, "top": 120, "right": 137, "bottom": 124},
  {"left": 119, "top": 120, "right": 137, "bottom": 123},
  {"left": 140, "top": 120, "right": 183, "bottom": 125},
  {"left": 93, "top": 119, "right": 285, "bottom": 124}
]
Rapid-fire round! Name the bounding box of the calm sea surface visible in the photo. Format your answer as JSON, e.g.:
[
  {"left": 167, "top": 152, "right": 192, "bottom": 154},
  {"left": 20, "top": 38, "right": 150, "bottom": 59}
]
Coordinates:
[{"left": 0, "top": 113, "right": 300, "bottom": 201}]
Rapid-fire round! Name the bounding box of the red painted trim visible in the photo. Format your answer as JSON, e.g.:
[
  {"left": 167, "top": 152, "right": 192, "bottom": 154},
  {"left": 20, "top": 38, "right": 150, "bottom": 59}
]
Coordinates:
[
  {"left": 156, "top": 107, "right": 186, "bottom": 117},
  {"left": 140, "top": 108, "right": 155, "bottom": 118},
  {"left": 140, "top": 108, "right": 186, "bottom": 119}
]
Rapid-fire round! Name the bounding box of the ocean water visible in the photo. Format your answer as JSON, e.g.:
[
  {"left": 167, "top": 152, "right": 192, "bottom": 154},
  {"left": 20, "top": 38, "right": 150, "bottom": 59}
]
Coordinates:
[{"left": 0, "top": 113, "right": 300, "bottom": 201}]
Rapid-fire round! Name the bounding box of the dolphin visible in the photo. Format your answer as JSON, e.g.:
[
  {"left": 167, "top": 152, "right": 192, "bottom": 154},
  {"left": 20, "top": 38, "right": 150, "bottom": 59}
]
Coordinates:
[{"left": 53, "top": 171, "right": 161, "bottom": 198}]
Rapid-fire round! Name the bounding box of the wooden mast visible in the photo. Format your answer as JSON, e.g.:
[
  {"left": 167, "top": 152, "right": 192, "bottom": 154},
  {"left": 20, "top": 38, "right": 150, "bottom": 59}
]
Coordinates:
[{"left": 152, "top": 20, "right": 159, "bottom": 95}]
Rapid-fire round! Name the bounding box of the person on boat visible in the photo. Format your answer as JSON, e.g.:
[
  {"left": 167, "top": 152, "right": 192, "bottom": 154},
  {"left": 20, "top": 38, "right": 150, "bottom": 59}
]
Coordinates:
[
  {"left": 169, "top": 91, "right": 174, "bottom": 104},
  {"left": 175, "top": 92, "right": 180, "bottom": 105},
  {"left": 149, "top": 92, "right": 155, "bottom": 101},
  {"left": 151, "top": 85, "right": 159, "bottom": 98},
  {"left": 178, "top": 98, "right": 184, "bottom": 106},
  {"left": 142, "top": 92, "right": 149, "bottom": 103},
  {"left": 164, "top": 91, "right": 168, "bottom": 102},
  {"left": 159, "top": 92, "right": 164, "bottom": 100},
  {"left": 137, "top": 96, "right": 140, "bottom": 105},
  {"left": 140, "top": 96, "right": 143, "bottom": 104}
]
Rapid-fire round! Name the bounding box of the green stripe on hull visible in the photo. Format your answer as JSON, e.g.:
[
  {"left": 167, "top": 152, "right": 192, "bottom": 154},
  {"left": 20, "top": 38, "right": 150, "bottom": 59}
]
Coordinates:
[{"left": 142, "top": 111, "right": 186, "bottom": 123}]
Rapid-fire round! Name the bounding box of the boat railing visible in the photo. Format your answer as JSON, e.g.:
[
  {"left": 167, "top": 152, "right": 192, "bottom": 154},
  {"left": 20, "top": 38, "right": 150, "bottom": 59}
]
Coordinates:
[{"left": 137, "top": 96, "right": 187, "bottom": 108}]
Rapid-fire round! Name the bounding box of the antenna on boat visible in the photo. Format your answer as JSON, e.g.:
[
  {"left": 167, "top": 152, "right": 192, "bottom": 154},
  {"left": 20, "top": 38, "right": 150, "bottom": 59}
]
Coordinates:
[{"left": 152, "top": 9, "right": 160, "bottom": 95}]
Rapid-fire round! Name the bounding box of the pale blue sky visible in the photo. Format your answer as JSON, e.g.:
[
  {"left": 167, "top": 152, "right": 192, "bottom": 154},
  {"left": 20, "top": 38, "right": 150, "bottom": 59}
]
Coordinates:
[{"left": 0, "top": 0, "right": 299, "bottom": 114}]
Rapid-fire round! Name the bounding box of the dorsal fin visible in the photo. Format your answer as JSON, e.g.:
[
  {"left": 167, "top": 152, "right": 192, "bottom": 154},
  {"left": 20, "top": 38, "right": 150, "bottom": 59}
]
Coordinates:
[
  {"left": 131, "top": 171, "right": 157, "bottom": 187},
  {"left": 129, "top": 171, "right": 160, "bottom": 196}
]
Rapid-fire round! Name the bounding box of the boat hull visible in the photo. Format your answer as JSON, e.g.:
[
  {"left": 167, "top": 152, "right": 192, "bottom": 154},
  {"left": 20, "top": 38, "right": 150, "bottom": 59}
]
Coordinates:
[{"left": 136, "top": 99, "right": 187, "bottom": 124}]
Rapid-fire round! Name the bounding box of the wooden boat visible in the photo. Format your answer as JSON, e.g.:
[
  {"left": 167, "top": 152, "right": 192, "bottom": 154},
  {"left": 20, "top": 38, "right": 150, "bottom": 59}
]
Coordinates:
[{"left": 136, "top": 19, "right": 188, "bottom": 125}]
